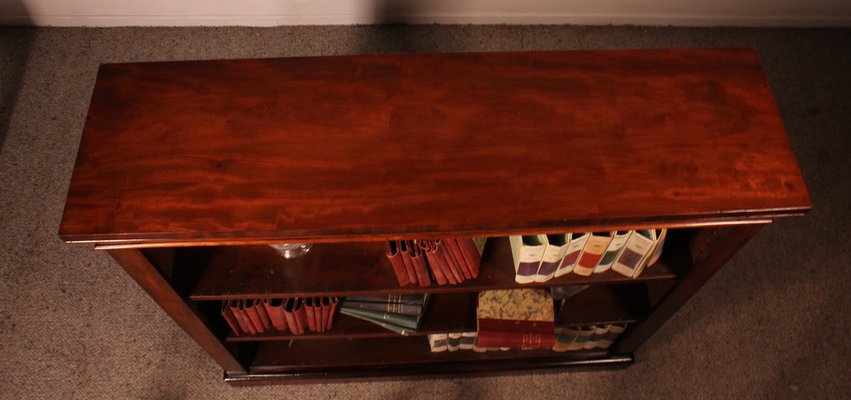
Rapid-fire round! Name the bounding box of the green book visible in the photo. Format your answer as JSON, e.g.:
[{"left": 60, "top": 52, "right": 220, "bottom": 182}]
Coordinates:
[
  {"left": 341, "top": 299, "right": 423, "bottom": 316},
  {"left": 339, "top": 308, "right": 416, "bottom": 336},
  {"left": 339, "top": 305, "right": 421, "bottom": 330}
]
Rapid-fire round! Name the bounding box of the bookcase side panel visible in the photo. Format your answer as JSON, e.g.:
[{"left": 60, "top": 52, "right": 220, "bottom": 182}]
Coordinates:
[{"left": 106, "top": 248, "right": 246, "bottom": 374}]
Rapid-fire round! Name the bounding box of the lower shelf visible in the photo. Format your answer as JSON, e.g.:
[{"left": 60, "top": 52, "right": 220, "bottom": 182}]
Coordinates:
[{"left": 227, "top": 337, "right": 632, "bottom": 384}]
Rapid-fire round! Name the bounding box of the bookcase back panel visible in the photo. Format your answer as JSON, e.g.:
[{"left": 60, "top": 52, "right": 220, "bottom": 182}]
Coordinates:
[{"left": 60, "top": 49, "right": 811, "bottom": 245}]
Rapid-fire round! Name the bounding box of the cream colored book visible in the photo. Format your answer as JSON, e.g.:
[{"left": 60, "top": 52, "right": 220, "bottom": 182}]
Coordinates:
[
  {"left": 428, "top": 333, "right": 448, "bottom": 352},
  {"left": 572, "top": 232, "right": 613, "bottom": 276},
  {"left": 554, "top": 232, "right": 589, "bottom": 278},
  {"left": 594, "top": 230, "right": 632, "bottom": 273},
  {"left": 611, "top": 229, "right": 655, "bottom": 278},
  {"left": 634, "top": 229, "right": 666, "bottom": 278},
  {"left": 535, "top": 234, "right": 570, "bottom": 282},
  {"left": 509, "top": 234, "right": 548, "bottom": 284}
]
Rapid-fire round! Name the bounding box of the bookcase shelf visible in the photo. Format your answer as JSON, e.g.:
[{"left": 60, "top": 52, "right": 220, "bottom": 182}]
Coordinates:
[
  {"left": 59, "top": 49, "right": 811, "bottom": 385},
  {"left": 223, "top": 284, "right": 644, "bottom": 342},
  {"left": 189, "top": 237, "right": 679, "bottom": 300}
]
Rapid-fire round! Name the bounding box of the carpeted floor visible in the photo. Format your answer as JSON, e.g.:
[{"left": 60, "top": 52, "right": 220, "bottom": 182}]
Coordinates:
[{"left": 0, "top": 25, "right": 849, "bottom": 399}]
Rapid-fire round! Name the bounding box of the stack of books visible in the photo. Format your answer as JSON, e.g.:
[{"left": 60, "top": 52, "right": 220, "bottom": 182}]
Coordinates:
[
  {"left": 339, "top": 294, "right": 430, "bottom": 336},
  {"left": 510, "top": 229, "right": 667, "bottom": 283},
  {"left": 428, "top": 332, "right": 511, "bottom": 353},
  {"left": 221, "top": 297, "right": 339, "bottom": 336},
  {"left": 385, "top": 238, "right": 486, "bottom": 287},
  {"left": 475, "top": 289, "right": 555, "bottom": 349},
  {"left": 552, "top": 324, "right": 627, "bottom": 352}
]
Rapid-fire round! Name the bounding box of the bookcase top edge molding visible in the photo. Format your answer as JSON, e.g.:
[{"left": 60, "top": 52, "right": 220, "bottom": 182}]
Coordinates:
[{"left": 59, "top": 47, "right": 811, "bottom": 246}]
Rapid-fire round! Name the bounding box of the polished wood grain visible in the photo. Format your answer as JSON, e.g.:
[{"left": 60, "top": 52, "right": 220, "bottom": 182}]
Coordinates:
[
  {"left": 189, "top": 237, "right": 678, "bottom": 300},
  {"left": 60, "top": 49, "right": 811, "bottom": 245}
]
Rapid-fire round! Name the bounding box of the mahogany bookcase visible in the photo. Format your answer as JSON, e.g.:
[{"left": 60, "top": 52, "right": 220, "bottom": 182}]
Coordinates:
[{"left": 59, "top": 49, "right": 811, "bottom": 385}]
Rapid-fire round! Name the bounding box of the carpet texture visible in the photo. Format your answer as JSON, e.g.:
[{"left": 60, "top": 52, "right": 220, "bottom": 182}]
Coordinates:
[{"left": 0, "top": 25, "right": 849, "bottom": 399}]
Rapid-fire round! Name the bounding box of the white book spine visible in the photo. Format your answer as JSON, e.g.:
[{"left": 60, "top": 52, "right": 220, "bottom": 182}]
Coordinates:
[
  {"left": 644, "top": 229, "right": 667, "bottom": 267},
  {"left": 535, "top": 234, "right": 570, "bottom": 282},
  {"left": 554, "top": 233, "right": 588, "bottom": 278},
  {"left": 594, "top": 231, "right": 632, "bottom": 273},
  {"left": 510, "top": 235, "right": 548, "bottom": 284},
  {"left": 573, "top": 233, "right": 612, "bottom": 276},
  {"left": 428, "top": 333, "right": 448, "bottom": 352},
  {"left": 611, "top": 230, "right": 655, "bottom": 278}
]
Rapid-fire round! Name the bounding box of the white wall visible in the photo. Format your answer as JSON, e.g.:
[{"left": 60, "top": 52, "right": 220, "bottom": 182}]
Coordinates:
[{"left": 2, "top": 0, "right": 850, "bottom": 26}]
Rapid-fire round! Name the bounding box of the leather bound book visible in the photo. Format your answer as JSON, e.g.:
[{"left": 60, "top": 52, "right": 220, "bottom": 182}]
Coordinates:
[
  {"left": 326, "top": 297, "right": 338, "bottom": 330},
  {"left": 455, "top": 237, "right": 483, "bottom": 278},
  {"left": 220, "top": 301, "right": 242, "bottom": 336},
  {"left": 555, "top": 233, "right": 589, "bottom": 278},
  {"left": 285, "top": 298, "right": 306, "bottom": 335},
  {"left": 320, "top": 297, "right": 331, "bottom": 333},
  {"left": 252, "top": 299, "right": 272, "bottom": 330},
  {"left": 242, "top": 299, "right": 266, "bottom": 333},
  {"left": 341, "top": 299, "right": 422, "bottom": 316},
  {"left": 338, "top": 306, "right": 420, "bottom": 330},
  {"left": 346, "top": 294, "right": 426, "bottom": 305},
  {"left": 409, "top": 240, "right": 432, "bottom": 287},
  {"left": 262, "top": 298, "right": 288, "bottom": 331},
  {"left": 304, "top": 297, "right": 317, "bottom": 333},
  {"left": 573, "top": 232, "right": 614, "bottom": 276},
  {"left": 477, "top": 289, "right": 555, "bottom": 333},
  {"left": 476, "top": 330, "right": 555, "bottom": 349},
  {"left": 385, "top": 240, "right": 410, "bottom": 287},
  {"left": 398, "top": 240, "right": 419, "bottom": 286},
  {"left": 436, "top": 240, "right": 465, "bottom": 283},
  {"left": 420, "top": 240, "right": 449, "bottom": 286},
  {"left": 444, "top": 238, "right": 473, "bottom": 280},
  {"left": 229, "top": 300, "right": 255, "bottom": 335},
  {"left": 293, "top": 298, "right": 307, "bottom": 334}
]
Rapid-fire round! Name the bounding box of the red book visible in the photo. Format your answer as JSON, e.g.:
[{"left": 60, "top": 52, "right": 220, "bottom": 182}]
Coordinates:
[
  {"left": 262, "top": 298, "right": 288, "bottom": 331},
  {"left": 398, "top": 240, "right": 418, "bottom": 285},
  {"left": 326, "top": 297, "right": 338, "bottom": 330},
  {"left": 304, "top": 297, "right": 317, "bottom": 333},
  {"left": 476, "top": 330, "right": 555, "bottom": 349},
  {"left": 437, "top": 241, "right": 465, "bottom": 283},
  {"left": 228, "top": 300, "right": 255, "bottom": 335},
  {"left": 385, "top": 241, "right": 410, "bottom": 287},
  {"left": 314, "top": 297, "right": 325, "bottom": 333},
  {"left": 455, "top": 237, "right": 482, "bottom": 278},
  {"left": 286, "top": 298, "right": 305, "bottom": 335},
  {"left": 320, "top": 297, "right": 331, "bottom": 332},
  {"left": 420, "top": 240, "right": 449, "bottom": 286},
  {"left": 242, "top": 299, "right": 265, "bottom": 333},
  {"left": 253, "top": 299, "right": 272, "bottom": 330},
  {"left": 409, "top": 241, "right": 432, "bottom": 287},
  {"left": 220, "top": 301, "right": 241, "bottom": 336},
  {"left": 444, "top": 238, "right": 473, "bottom": 280}
]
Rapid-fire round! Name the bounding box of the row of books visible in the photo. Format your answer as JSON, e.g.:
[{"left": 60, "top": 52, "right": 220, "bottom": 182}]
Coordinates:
[
  {"left": 428, "top": 332, "right": 512, "bottom": 352},
  {"left": 384, "top": 238, "right": 486, "bottom": 287},
  {"left": 220, "top": 297, "right": 338, "bottom": 336},
  {"left": 510, "top": 229, "right": 667, "bottom": 284},
  {"left": 552, "top": 324, "right": 627, "bottom": 352},
  {"left": 339, "top": 294, "right": 430, "bottom": 335}
]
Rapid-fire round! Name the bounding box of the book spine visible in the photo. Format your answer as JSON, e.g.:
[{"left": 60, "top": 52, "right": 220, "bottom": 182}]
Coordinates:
[
  {"left": 385, "top": 240, "right": 410, "bottom": 287},
  {"left": 445, "top": 238, "right": 474, "bottom": 280},
  {"left": 536, "top": 234, "right": 569, "bottom": 282},
  {"left": 428, "top": 334, "right": 448, "bottom": 352},
  {"left": 221, "top": 301, "right": 242, "bottom": 336},
  {"left": 595, "top": 230, "right": 632, "bottom": 273},
  {"left": 510, "top": 235, "right": 547, "bottom": 284},
  {"left": 573, "top": 232, "right": 612, "bottom": 276},
  {"left": 339, "top": 309, "right": 415, "bottom": 336},
  {"left": 555, "top": 233, "right": 587, "bottom": 277},
  {"left": 644, "top": 229, "right": 668, "bottom": 268},
  {"left": 262, "top": 298, "right": 288, "bottom": 331},
  {"left": 242, "top": 299, "right": 266, "bottom": 333},
  {"left": 476, "top": 330, "right": 555, "bottom": 349},
  {"left": 597, "top": 324, "right": 627, "bottom": 349},
  {"left": 477, "top": 318, "right": 555, "bottom": 334},
  {"left": 455, "top": 237, "right": 482, "bottom": 278},
  {"left": 304, "top": 297, "right": 317, "bottom": 333},
  {"left": 420, "top": 240, "right": 449, "bottom": 286},
  {"left": 409, "top": 241, "right": 432, "bottom": 287},
  {"left": 447, "top": 333, "right": 462, "bottom": 351},
  {"left": 398, "top": 240, "right": 418, "bottom": 286},
  {"left": 612, "top": 230, "right": 655, "bottom": 278},
  {"left": 460, "top": 332, "right": 477, "bottom": 350},
  {"left": 339, "top": 306, "right": 420, "bottom": 330},
  {"left": 341, "top": 300, "right": 422, "bottom": 316},
  {"left": 253, "top": 299, "right": 272, "bottom": 330},
  {"left": 326, "top": 297, "right": 338, "bottom": 330},
  {"left": 345, "top": 294, "right": 425, "bottom": 305},
  {"left": 437, "top": 241, "right": 465, "bottom": 283}
]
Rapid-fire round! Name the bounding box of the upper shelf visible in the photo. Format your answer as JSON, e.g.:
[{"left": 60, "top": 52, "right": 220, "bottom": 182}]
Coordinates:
[
  {"left": 189, "top": 237, "right": 676, "bottom": 300},
  {"left": 60, "top": 49, "right": 811, "bottom": 246}
]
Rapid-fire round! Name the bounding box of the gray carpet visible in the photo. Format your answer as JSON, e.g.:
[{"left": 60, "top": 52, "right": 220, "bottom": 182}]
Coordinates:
[{"left": 1, "top": 26, "right": 849, "bottom": 399}]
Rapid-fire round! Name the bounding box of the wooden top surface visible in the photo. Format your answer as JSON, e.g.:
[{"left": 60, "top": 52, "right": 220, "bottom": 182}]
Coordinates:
[{"left": 59, "top": 48, "right": 811, "bottom": 245}]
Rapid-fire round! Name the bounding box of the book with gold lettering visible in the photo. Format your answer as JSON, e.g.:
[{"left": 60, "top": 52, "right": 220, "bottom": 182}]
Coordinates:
[{"left": 475, "top": 288, "right": 555, "bottom": 349}]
